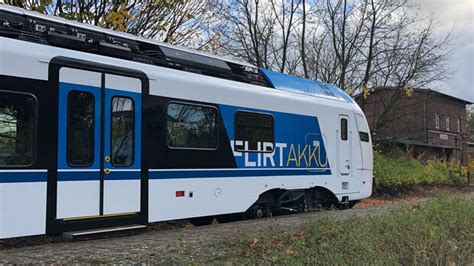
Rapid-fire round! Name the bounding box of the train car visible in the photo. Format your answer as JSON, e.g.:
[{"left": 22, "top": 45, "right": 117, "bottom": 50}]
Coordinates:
[{"left": 0, "top": 5, "right": 373, "bottom": 239}]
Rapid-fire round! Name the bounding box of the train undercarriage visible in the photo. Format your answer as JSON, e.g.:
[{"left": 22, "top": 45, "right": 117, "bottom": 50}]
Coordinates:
[{"left": 190, "top": 187, "right": 358, "bottom": 226}]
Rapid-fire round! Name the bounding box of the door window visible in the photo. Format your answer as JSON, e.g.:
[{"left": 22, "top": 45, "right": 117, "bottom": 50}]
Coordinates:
[
  {"left": 67, "top": 91, "right": 95, "bottom": 166},
  {"left": 111, "top": 96, "right": 134, "bottom": 166}
]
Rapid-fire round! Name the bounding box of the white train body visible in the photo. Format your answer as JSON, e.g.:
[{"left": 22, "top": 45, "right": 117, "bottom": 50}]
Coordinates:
[{"left": 0, "top": 5, "right": 372, "bottom": 239}]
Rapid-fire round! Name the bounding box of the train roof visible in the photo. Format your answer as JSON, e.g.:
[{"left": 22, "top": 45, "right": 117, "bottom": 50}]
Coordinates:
[
  {"left": 260, "top": 69, "right": 354, "bottom": 103},
  {"left": 0, "top": 4, "right": 266, "bottom": 86},
  {"left": 0, "top": 4, "right": 354, "bottom": 105},
  {"left": 0, "top": 4, "right": 256, "bottom": 68}
]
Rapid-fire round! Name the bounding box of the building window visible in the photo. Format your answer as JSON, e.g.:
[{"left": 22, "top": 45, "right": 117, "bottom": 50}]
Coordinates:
[
  {"left": 435, "top": 112, "right": 440, "bottom": 129},
  {"left": 0, "top": 91, "right": 36, "bottom": 167},
  {"left": 446, "top": 115, "right": 450, "bottom": 131},
  {"left": 67, "top": 91, "right": 95, "bottom": 166},
  {"left": 235, "top": 111, "right": 274, "bottom": 152},
  {"left": 457, "top": 117, "right": 461, "bottom": 132},
  {"left": 111, "top": 97, "right": 134, "bottom": 166},
  {"left": 166, "top": 102, "right": 218, "bottom": 149}
]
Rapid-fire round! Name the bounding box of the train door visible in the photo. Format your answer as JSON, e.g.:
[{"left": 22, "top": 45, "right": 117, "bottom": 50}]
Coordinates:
[
  {"left": 55, "top": 68, "right": 142, "bottom": 221},
  {"left": 102, "top": 74, "right": 142, "bottom": 215},
  {"left": 338, "top": 115, "right": 351, "bottom": 176}
]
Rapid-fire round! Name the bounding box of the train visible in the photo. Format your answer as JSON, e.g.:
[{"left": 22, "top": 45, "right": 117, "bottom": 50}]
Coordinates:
[{"left": 0, "top": 4, "right": 373, "bottom": 239}]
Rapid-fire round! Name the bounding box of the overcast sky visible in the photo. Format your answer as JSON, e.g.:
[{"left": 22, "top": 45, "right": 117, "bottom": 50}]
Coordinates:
[{"left": 415, "top": 0, "right": 474, "bottom": 104}]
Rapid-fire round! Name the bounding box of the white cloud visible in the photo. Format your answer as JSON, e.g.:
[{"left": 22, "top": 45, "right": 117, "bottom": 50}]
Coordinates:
[{"left": 415, "top": 0, "right": 474, "bottom": 103}]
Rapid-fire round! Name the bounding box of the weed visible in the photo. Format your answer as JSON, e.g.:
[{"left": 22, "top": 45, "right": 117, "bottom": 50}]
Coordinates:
[{"left": 222, "top": 196, "right": 474, "bottom": 265}]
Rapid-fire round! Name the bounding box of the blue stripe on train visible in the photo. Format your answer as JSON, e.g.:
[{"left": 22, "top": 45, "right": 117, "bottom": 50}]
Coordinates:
[
  {"left": 57, "top": 171, "right": 141, "bottom": 181},
  {"left": 57, "top": 171, "right": 100, "bottom": 181},
  {"left": 0, "top": 172, "right": 47, "bottom": 183},
  {"left": 0, "top": 168, "right": 331, "bottom": 183},
  {"left": 149, "top": 168, "right": 331, "bottom": 179},
  {"left": 105, "top": 171, "right": 141, "bottom": 180}
]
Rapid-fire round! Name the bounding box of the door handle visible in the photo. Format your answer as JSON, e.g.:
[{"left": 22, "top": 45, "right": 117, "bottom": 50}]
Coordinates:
[{"left": 104, "top": 168, "right": 111, "bottom": 175}]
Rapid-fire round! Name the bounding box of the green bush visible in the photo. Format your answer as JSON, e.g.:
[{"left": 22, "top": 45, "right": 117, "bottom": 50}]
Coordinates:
[
  {"left": 223, "top": 196, "right": 474, "bottom": 265},
  {"left": 374, "top": 153, "right": 425, "bottom": 188},
  {"left": 374, "top": 153, "right": 468, "bottom": 189}
]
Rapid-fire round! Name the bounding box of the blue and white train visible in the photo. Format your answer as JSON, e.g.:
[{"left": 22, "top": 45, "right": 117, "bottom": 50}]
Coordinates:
[{"left": 0, "top": 5, "right": 373, "bottom": 239}]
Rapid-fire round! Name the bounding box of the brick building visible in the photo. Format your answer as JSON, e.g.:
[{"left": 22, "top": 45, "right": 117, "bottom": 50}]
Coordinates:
[
  {"left": 356, "top": 88, "right": 472, "bottom": 163},
  {"left": 468, "top": 143, "right": 474, "bottom": 161}
]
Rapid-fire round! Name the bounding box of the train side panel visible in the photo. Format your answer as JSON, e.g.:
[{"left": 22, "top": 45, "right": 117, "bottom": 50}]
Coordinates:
[{"left": 0, "top": 37, "right": 373, "bottom": 238}]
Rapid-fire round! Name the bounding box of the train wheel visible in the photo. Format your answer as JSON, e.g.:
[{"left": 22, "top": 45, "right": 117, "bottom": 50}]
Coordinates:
[{"left": 348, "top": 200, "right": 358, "bottom": 208}]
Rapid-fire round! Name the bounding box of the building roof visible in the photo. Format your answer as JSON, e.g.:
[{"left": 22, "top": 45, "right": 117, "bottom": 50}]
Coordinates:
[{"left": 355, "top": 87, "right": 473, "bottom": 105}]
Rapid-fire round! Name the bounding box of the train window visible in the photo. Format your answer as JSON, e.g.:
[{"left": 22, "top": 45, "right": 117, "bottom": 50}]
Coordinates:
[
  {"left": 235, "top": 111, "right": 274, "bottom": 152},
  {"left": 67, "top": 91, "right": 95, "bottom": 166},
  {"left": 111, "top": 97, "right": 134, "bottom": 166},
  {"left": 355, "top": 114, "right": 369, "bottom": 142},
  {"left": 0, "top": 91, "right": 36, "bottom": 167},
  {"left": 167, "top": 102, "right": 218, "bottom": 149},
  {"left": 341, "top": 118, "right": 348, "bottom": 141},
  {"left": 359, "top": 132, "right": 369, "bottom": 142}
]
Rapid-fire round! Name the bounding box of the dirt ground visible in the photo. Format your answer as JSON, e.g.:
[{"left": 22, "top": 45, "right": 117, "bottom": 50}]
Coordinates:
[{"left": 0, "top": 186, "right": 472, "bottom": 264}]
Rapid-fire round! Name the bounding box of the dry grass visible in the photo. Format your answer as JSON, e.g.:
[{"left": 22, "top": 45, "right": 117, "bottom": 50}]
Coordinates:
[{"left": 221, "top": 195, "right": 474, "bottom": 265}]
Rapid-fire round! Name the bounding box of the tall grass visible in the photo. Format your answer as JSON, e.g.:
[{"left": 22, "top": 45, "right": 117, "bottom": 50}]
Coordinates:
[{"left": 222, "top": 196, "right": 474, "bottom": 265}]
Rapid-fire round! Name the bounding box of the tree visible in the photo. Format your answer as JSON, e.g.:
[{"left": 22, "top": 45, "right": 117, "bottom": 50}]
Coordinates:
[
  {"left": 217, "top": 0, "right": 278, "bottom": 68},
  {"left": 366, "top": 17, "right": 451, "bottom": 136},
  {"left": 270, "top": 0, "right": 301, "bottom": 72},
  {"left": 292, "top": 0, "right": 451, "bottom": 136},
  {"left": 300, "top": 0, "right": 308, "bottom": 77},
  {"left": 5, "top": 0, "right": 220, "bottom": 49},
  {"left": 468, "top": 108, "right": 474, "bottom": 142},
  {"left": 6, "top": 0, "right": 453, "bottom": 119},
  {"left": 323, "top": 0, "right": 368, "bottom": 90},
  {"left": 125, "top": 1, "right": 222, "bottom": 49},
  {"left": 217, "top": 0, "right": 318, "bottom": 72}
]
